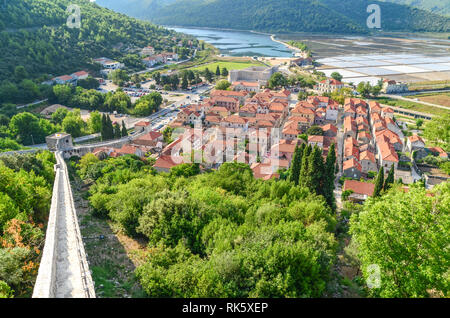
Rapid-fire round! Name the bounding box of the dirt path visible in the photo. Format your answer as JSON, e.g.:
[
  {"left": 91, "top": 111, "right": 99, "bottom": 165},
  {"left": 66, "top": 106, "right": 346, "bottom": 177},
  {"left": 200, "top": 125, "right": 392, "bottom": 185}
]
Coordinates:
[{"left": 71, "top": 179, "right": 147, "bottom": 298}]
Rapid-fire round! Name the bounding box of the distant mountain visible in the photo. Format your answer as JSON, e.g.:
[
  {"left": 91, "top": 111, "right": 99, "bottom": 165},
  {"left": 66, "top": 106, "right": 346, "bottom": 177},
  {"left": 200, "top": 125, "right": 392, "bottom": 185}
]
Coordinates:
[
  {"left": 96, "top": 0, "right": 450, "bottom": 34},
  {"left": 380, "top": 0, "right": 450, "bottom": 16},
  {"left": 0, "top": 0, "right": 186, "bottom": 81}
]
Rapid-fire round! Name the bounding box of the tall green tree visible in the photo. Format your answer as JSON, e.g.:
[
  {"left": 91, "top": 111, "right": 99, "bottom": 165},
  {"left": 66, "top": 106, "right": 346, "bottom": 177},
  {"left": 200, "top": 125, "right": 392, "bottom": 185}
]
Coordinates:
[
  {"left": 121, "top": 120, "right": 128, "bottom": 137},
  {"left": 299, "top": 144, "right": 312, "bottom": 187},
  {"left": 289, "top": 144, "right": 304, "bottom": 186},
  {"left": 306, "top": 145, "right": 324, "bottom": 195},
  {"left": 384, "top": 166, "right": 395, "bottom": 190},
  {"left": 221, "top": 67, "right": 228, "bottom": 77},
  {"left": 373, "top": 167, "right": 384, "bottom": 197},
  {"left": 215, "top": 65, "right": 220, "bottom": 76}
]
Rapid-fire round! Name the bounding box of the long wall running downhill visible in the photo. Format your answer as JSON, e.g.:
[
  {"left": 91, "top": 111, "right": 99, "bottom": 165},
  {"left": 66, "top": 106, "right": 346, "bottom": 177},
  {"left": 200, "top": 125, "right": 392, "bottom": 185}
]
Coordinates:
[{"left": 32, "top": 151, "right": 95, "bottom": 298}]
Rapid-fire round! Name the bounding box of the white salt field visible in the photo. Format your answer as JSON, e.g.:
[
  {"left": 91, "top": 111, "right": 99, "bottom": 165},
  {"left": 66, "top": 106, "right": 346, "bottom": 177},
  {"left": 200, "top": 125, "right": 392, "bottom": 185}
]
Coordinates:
[
  {"left": 278, "top": 33, "right": 450, "bottom": 84},
  {"left": 316, "top": 53, "right": 450, "bottom": 85}
]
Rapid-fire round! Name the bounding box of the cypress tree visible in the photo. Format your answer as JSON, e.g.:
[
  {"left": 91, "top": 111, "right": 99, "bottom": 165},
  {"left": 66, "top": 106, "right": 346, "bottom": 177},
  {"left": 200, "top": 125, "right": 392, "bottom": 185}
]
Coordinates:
[
  {"left": 121, "top": 120, "right": 128, "bottom": 137},
  {"left": 306, "top": 145, "right": 324, "bottom": 195},
  {"left": 106, "top": 116, "right": 114, "bottom": 140},
  {"left": 299, "top": 144, "right": 312, "bottom": 187},
  {"left": 101, "top": 114, "right": 106, "bottom": 141},
  {"left": 289, "top": 144, "right": 304, "bottom": 185},
  {"left": 221, "top": 67, "right": 228, "bottom": 76},
  {"left": 384, "top": 166, "right": 395, "bottom": 190},
  {"left": 215, "top": 65, "right": 220, "bottom": 76},
  {"left": 373, "top": 166, "right": 384, "bottom": 197},
  {"left": 114, "top": 123, "right": 121, "bottom": 139},
  {"left": 181, "top": 73, "right": 188, "bottom": 90}
]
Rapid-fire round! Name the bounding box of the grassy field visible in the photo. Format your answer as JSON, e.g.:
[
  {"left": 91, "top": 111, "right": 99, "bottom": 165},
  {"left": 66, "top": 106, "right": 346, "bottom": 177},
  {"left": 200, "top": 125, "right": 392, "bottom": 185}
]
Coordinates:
[
  {"left": 187, "top": 60, "right": 264, "bottom": 72},
  {"left": 372, "top": 97, "right": 449, "bottom": 117},
  {"left": 406, "top": 92, "right": 450, "bottom": 108},
  {"left": 408, "top": 80, "right": 450, "bottom": 91}
]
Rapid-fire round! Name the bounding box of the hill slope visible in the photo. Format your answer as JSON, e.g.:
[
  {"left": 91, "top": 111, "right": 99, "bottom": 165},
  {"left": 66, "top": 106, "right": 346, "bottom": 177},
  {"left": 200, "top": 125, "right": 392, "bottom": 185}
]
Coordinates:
[
  {"left": 0, "top": 0, "right": 189, "bottom": 82},
  {"left": 380, "top": 0, "right": 450, "bottom": 16},
  {"left": 96, "top": 0, "right": 450, "bottom": 34}
]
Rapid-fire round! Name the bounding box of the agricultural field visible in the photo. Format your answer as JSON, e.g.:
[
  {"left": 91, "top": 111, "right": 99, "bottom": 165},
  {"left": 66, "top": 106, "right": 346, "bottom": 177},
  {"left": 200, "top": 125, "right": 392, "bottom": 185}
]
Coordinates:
[
  {"left": 408, "top": 80, "right": 450, "bottom": 91},
  {"left": 373, "top": 97, "right": 450, "bottom": 117},
  {"left": 406, "top": 92, "right": 450, "bottom": 108},
  {"left": 187, "top": 59, "right": 265, "bottom": 73}
]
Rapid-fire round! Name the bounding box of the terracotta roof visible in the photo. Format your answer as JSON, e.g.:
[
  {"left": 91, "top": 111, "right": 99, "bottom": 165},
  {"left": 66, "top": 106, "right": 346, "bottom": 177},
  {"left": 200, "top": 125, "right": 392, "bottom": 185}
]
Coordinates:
[
  {"left": 232, "top": 81, "right": 259, "bottom": 87},
  {"left": 320, "top": 78, "right": 343, "bottom": 85},
  {"left": 360, "top": 150, "right": 375, "bottom": 163},
  {"left": 135, "top": 121, "right": 151, "bottom": 127},
  {"left": 378, "top": 139, "right": 399, "bottom": 162},
  {"left": 292, "top": 106, "right": 315, "bottom": 115},
  {"left": 408, "top": 134, "right": 424, "bottom": 144},
  {"left": 72, "top": 71, "right": 89, "bottom": 77},
  {"left": 135, "top": 130, "right": 162, "bottom": 141},
  {"left": 308, "top": 135, "right": 324, "bottom": 144},
  {"left": 343, "top": 180, "right": 375, "bottom": 197},
  {"left": 343, "top": 158, "right": 362, "bottom": 172},
  {"left": 321, "top": 123, "right": 337, "bottom": 134},
  {"left": 154, "top": 155, "right": 180, "bottom": 170}
]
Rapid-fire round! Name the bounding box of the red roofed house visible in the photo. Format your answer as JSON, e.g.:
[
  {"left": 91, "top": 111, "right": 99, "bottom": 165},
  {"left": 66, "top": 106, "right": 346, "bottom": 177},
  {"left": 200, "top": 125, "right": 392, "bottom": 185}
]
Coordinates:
[
  {"left": 250, "top": 162, "right": 280, "bottom": 180},
  {"left": 315, "top": 78, "right": 344, "bottom": 94},
  {"left": 381, "top": 107, "right": 395, "bottom": 119},
  {"left": 407, "top": 134, "right": 425, "bottom": 152},
  {"left": 376, "top": 137, "right": 399, "bottom": 170},
  {"left": 321, "top": 123, "right": 338, "bottom": 137},
  {"left": 360, "top": 150, "right": 377, "bottom": 173},
  {"left": 153, "top": 155, "right": 181, "bottom": 173},
  {"left": 232, "top": 81, "right": 260, "bottom": 92},
  {"left": 134, "top": 121, "right": 151, "bottom": 133},
  {"left": 343, "top": 158, "right": 362, "bottom": 179},
  {"left": 132, "top": 130, "right": 163, "bottom": 147},
  {"left": 71, "top": 71, "right": 89, "bottom": 80},
  {"left": 343, "top": 180, "right": 375, "bottom": 203}
]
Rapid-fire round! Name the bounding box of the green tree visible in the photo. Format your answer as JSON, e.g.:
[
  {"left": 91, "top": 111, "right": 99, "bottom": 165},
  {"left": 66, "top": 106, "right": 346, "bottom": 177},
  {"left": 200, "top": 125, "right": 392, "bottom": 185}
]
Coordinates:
[
  {"left": 215, "top": 65, "right": 221, "bottom": 76},
  {"left": 268, "top": 72, "right": 287, "bottom": 89},
  {"left": 306, "top": 145, "right": 324, "bottom": 195},
  {"left": 121, "top": 120, "right": 128, "bottom": 137},
  {"left": 289, "top": 144, "right": 304, "bottom": 186},
  {"left": 423, "top": 114, "right": 449, "bottom": 151},
  {"left": 384, "top": 166, "right": 395, "bottom": 190},
  {"left": 350, "top": 182, "right": 449, "bottom": 297},
  {"left": 204, "top": 68, "right": 213, "bottom": 83},
  {"left": 373, "top": 167, "right": 384, "bottom": 197},
  {"left": 215, "top": 80, "right": 231, "bottom": 90},
  {"left": 306, "top": 125, "right": 323, "bottom": 136},
  {"left": 330, "top": 72, "right": 342, "bottom": 82},
  {"left": 114, "top": 122, "right": 121, "bottom": 139},
  {"left": 88, "top": 111, "right": 102, "bottom": 133},
  {"left": 221, "top": 67, "right": 228, "bottom": 76},
  {"left": 110, "top": 69, "right": 130, "bottom": 86},
  {"left": 181, "top": 73, "right": 188, "bottom": 90},
  {"left": 299, "top": 144, "right": 312, "bottom": 187}
]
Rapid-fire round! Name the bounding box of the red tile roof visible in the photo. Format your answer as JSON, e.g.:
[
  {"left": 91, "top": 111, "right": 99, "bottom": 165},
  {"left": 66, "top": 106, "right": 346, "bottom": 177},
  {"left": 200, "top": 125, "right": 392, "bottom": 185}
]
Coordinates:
[{"left": 343, "top": 180, "right": 375, "bottom": 197}]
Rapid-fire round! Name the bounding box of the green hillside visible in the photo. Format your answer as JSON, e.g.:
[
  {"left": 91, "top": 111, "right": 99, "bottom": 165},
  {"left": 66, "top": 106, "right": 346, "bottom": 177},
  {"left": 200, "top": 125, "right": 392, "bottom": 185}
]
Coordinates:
[
  {"left": 95, "top": 0, "right": 450, "bottom": 34},
  {"left": 0, "top": 0, "right": 192, "bottom": 82},
  {"left": 381, "top": 0, "right": 450, "bottom": 16}
]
